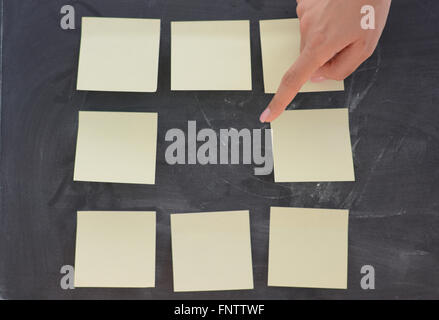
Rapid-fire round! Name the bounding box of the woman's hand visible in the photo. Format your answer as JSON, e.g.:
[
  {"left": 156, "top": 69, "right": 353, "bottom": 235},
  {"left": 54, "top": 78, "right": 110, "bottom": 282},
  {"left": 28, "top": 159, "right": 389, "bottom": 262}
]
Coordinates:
[{"left": 260, "top": 0, "right": 391, "bottom": 123}]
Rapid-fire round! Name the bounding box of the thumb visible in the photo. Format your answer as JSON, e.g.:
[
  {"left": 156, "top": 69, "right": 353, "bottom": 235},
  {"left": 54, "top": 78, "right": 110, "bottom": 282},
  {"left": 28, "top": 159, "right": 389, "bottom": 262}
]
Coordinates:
[{"left": 312, "top": 42, "right": 372, "bottom": 81}]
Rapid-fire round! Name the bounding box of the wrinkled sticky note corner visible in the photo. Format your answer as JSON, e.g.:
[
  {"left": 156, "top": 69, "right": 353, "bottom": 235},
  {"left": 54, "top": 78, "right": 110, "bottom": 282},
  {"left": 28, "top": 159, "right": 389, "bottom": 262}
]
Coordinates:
[
  {"left": 74, "top": 211, "right": 156, "bottom": 288},
  {"left": 77, "top": 17, "right": 161, "bottom": 92},
  {"left": 171, "top": 210, "right": 254, "bottom": 292},
  {"left": 268, "top": 207, "right": 349, "bottom": 289},
  {"left": 74, "top": 111, "right": 158, "bottom": 185},
  {"left": 271, "top": 108, "right": 355, "bottom": 182},
  {"left": 259, "top": 18, "right": 344, "bottom": 94}
]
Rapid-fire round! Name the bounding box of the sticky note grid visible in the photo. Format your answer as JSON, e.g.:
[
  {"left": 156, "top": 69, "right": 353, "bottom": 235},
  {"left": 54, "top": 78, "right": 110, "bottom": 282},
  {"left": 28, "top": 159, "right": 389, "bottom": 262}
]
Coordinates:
[{"left": 72, "top": 16, "right": 355, "bottom": 292}]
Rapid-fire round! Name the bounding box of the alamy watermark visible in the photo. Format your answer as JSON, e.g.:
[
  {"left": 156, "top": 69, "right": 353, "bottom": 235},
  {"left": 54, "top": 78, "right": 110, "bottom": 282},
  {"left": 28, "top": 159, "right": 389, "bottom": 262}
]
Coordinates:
[
  {"left": 60, "top": 265, "right": 75, "bottom": 290},
  {"left": 360, "top": 265, "right": 375, "bottom": 290},
  {"left": 60, "top": 5, "right": 75, "bottom": 30},
  {"left": 60, "top": 264, "right": 376, "bottom": 290},
  {"left": 165, "top": 121, "right": 273, "bottom": 176},
  {"left": 361, "top": 5, "right": 375, "bottom": 30},
  {"left": 61, "top": 4, "right": 376, "bottom": 31}
]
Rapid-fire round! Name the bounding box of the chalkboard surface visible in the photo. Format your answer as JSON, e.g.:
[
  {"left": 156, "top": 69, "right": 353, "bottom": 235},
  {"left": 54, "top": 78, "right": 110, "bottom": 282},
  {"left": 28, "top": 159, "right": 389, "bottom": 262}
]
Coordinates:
[{"left": 1, "top": 0, "right": 439, "bottom": 299}]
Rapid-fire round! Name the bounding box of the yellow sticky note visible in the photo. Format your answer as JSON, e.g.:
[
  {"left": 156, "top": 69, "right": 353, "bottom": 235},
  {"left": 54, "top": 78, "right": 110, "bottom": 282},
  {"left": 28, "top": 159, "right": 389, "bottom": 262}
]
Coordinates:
[
  {"left": 74, "top": 111, "right": 157, "bottom": 184},
  {"left": 77, "top": 17, "right": 161, "bottom": 92},
  {"left": 259, "top": 18, "right": 344, "bottom": 93},
  {"left": 268, "top": 207, "right": 349, "bottom": 289},
  {"left": 271, "top": 108, "right": 355, "bottom": 182},
  {"left": 171, "top": 20, "right": 252, "bottom": 91},
  {"left": 171, "top": 211, "right": 254, "bottom": 292},
  {"left": 74, "top": 211, "right": 156, "bottom": 288}
]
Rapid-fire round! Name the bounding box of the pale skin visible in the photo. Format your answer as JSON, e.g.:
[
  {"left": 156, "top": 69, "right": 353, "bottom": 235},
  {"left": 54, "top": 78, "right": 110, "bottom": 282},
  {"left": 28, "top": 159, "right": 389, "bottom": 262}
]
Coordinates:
[{"left": 259, "top": 0, "right": 392, "bottom": 123}]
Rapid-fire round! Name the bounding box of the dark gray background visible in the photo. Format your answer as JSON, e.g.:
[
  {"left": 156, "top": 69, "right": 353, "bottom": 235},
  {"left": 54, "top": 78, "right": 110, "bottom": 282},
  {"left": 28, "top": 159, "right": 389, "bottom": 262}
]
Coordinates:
[{"left": 1, "top": 0, "right": 439, "bottom": 299}]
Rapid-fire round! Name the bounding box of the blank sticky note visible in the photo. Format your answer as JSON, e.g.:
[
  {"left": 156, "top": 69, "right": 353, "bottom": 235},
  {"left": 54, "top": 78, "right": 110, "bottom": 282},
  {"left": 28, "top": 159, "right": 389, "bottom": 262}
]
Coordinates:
[
  {"left": 271, "top": 108, "right": 355, "bottom": 182},
  {"left": 74, "top": 211, "right": 156, "bottom": 287},
  {"left": 268, "top": 207, "right": 349, "bottom": 289},
  {"left": 259, "top": 18, "right": 344, "bottom": 93},
  {"left": 171, "top": 211, "right": 253, "bottom": 292},
  {"left": 171, "top": 20, "right": 252, "bottom": 91},
  {"left": 74, "top": 111, "right": 157, "bottom": 184},
  {"left": 77, "top": 17, "right": 161, "bottom": 92}
]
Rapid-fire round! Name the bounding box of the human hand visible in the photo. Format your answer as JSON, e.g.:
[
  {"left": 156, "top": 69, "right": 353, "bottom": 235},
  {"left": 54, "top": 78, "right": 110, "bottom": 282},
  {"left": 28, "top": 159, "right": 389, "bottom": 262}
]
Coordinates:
[{"left": 259, "top": 0, "right": 392, "bottom": 123}]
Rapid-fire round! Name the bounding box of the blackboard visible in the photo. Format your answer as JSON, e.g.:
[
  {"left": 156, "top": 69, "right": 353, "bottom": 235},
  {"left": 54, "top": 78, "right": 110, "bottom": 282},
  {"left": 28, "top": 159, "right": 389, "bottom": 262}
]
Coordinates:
[{"left": 1, "top": 0, "right": 439, "bottom": 299}]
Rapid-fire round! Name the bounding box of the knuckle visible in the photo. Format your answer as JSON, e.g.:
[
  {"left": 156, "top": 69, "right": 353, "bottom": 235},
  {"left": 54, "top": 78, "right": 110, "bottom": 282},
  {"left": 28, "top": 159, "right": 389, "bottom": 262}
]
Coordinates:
[
  {"left": 311, "top": 30, "right": 327, "bottom": 47},
  {"left": 307, "top": 36, "right": 320, "bottom": 50},
  {"left": 306, "top": 32, "right": 327, "bottom": 61},
  {"left": 296, "top": 4, "right": 304, "bottom": 18},
  {"left": 358, "top": 39, "right": 375, "bottom": 59},
  {"left": 325, "top": 65, "right": 348, "bottom": 81},
  {"left": 299, "top": 16, "right": 309, "bottom": 32},
  {"left": 363, "top": 45, "right": 375, "bottom": 59},
  {"left": 303, "top": 43, "right": 326, "bottom": 66},
  {"left": 281, "top": 70, "right": 298, "bottom": 89},
  {"left": 332, "top": 71, "right": 348, "bottom": 81},
  {"left": 331, "top": 67, "right": 353, "bottom": 81}
]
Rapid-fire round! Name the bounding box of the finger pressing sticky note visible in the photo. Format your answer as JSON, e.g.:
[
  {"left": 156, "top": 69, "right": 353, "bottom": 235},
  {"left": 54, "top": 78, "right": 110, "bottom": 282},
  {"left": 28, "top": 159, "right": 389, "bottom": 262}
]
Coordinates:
[
  {"left": 259, "top": 18, "right": 344, "bottom": 93},
  {"left": 77, "top": 17, "right": 161, "bottom": 92},
  {"left": 171, "top": 20, "right": 252, "bottom": 91},
  {"left": 74, "top": 211, "right": 156, "bottom": 288},
  {"left": 170, "top": 211, "right": 254, "bottom": 292},
  {"left": 74, "top": 111, "right": 157, "bottom": 184},
  {"left": 268, "top": 207, "right": 349, "bottom": 289},
  {"left": 271, "top": 108, "right": 355, "bottom": 182}
]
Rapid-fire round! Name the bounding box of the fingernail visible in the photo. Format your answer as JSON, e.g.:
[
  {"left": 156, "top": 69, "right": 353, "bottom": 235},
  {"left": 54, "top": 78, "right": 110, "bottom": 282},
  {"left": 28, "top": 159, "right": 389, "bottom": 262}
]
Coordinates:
[
  {"left": 259, "top": 108, "right": 271, "bottom": 123},
  {"left": 310, "top": 75, "right": 326, "bottom": 83}
]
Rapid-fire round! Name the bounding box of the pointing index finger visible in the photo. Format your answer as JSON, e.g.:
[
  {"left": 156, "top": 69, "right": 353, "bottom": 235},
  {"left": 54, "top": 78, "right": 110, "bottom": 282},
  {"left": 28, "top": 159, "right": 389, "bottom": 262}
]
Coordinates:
[{"left": 260, "top": 48, "right": 323, "bottom": 123}]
